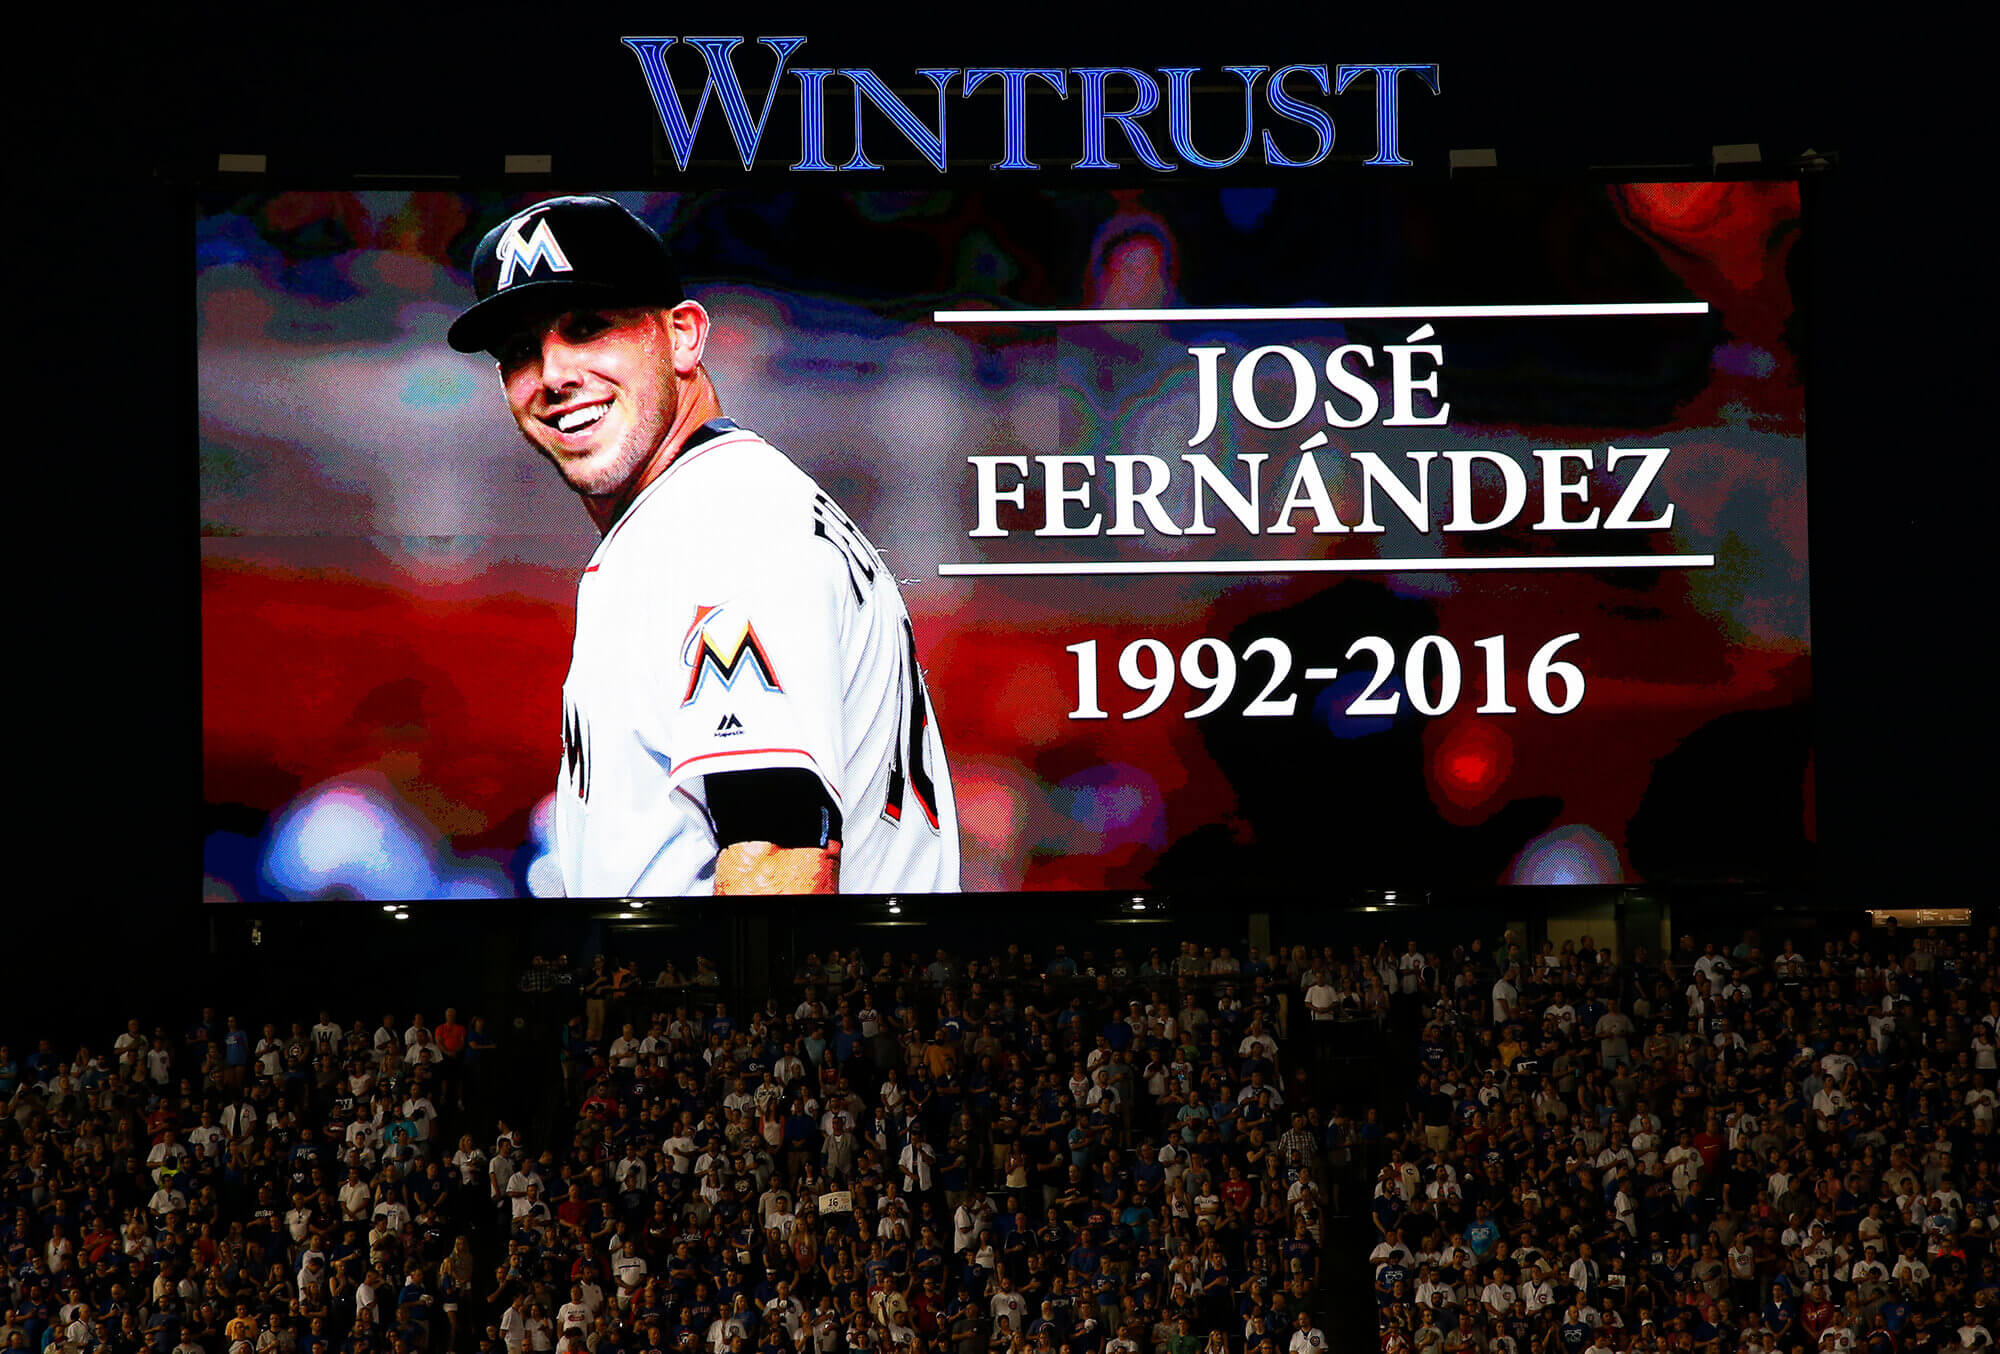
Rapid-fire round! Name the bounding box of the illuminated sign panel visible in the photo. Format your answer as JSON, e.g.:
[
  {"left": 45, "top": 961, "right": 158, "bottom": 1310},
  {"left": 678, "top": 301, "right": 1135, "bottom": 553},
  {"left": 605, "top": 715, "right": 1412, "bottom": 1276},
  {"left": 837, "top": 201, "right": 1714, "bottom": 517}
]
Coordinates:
[{"left": 619, "top": 39, "right": 1440, "bottom": 171}]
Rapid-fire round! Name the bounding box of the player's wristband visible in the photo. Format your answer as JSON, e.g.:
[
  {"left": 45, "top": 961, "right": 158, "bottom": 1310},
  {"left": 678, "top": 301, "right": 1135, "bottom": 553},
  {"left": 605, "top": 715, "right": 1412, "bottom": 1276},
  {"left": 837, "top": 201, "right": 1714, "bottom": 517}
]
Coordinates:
[{"left": 707, "top": 768, "right": 842, "bottom": 850}]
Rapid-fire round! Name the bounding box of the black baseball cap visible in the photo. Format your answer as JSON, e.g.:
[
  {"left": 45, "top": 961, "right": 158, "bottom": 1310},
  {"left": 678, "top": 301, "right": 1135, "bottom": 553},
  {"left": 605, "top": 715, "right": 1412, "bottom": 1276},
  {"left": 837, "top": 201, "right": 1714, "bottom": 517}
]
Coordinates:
[{"left": 448, "top": 195, "right": 686, "bottom": 355}]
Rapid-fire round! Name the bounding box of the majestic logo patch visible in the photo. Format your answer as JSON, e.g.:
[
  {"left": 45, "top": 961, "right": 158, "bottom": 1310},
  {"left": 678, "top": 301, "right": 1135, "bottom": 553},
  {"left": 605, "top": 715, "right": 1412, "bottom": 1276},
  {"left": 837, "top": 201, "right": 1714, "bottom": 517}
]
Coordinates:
[
  {"left": 681, "top": 604, "right": 783, "bottom": 706},
  {"left": 716, "top": 713, "right": 744, "bottom": 734},
  {"left": 495, "top": 215, "right": 574, "bottom": 289}
]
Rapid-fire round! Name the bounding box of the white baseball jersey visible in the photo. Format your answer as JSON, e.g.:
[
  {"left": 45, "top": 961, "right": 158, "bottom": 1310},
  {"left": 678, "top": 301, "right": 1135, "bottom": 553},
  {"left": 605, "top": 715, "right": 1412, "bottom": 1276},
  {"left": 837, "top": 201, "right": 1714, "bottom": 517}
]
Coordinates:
[{"left": 553, "top": 419, "right": 958, "bottom": 896}]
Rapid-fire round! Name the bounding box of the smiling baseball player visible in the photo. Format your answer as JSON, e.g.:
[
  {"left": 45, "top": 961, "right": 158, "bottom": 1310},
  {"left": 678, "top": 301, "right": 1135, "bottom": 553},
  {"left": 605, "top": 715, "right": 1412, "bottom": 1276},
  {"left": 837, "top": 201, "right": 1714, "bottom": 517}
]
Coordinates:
[{"left": 448, "top": 196, "right": 959, "bottom": 896}]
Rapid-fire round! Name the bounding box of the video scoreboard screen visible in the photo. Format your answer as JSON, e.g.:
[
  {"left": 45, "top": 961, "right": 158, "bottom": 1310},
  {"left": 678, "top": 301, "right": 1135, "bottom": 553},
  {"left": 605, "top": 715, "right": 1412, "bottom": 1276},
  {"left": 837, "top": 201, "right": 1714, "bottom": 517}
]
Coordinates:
[{"left": 199, "top": 180, "right": 1810, "bottom": 898}]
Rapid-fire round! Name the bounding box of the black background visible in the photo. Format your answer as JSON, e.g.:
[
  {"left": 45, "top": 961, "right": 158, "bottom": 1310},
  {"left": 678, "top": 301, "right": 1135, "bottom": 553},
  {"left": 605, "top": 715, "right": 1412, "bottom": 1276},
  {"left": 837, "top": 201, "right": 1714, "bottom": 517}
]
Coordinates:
[{"left": 20, "top": 15, "right": 1970, "bottom": 931}]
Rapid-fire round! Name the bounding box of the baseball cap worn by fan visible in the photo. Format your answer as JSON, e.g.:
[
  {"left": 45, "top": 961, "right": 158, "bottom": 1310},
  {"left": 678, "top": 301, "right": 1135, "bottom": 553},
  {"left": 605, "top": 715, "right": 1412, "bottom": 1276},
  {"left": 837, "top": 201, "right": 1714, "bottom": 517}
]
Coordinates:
[{"left": 448, "top": 195, "right": 685, "bottom": 355}]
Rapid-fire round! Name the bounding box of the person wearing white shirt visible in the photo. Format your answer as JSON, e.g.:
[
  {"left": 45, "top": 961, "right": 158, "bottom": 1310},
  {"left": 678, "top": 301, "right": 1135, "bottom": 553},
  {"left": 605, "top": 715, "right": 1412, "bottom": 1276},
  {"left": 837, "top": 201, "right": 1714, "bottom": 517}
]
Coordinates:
[
  {"left": 1239, "top": 1026, "right": 1279, "bottom": 1062},
  {"left": 505, "top": 1164, "right": 540, "bottom": 1204},
  {"left": 512, "top": 1181, "right": 547, "bottom": 1221},
  {"left": 953, "top": 1196, "right": 991, "bottom": 1254},
  {"left": 1568, "top": 1245, "right": 1601, "bottom": 1296},
  {"left": 1850, "top": 1249, "right": 1888, "bottom": 1298},
  {"left": 1303, "top": 980, "right": 1337, "bottom": 1023},
  {"left": 1286, "top": 1315, "right": 1326, "bottom": 1354},
  {"left": 499, "top": 1298, "right": 529, "bottom": 1354},
  {"left": 113, "top": 1020, "right": 145, "bottom": 1073},
  {"left": 898, "top": 1134, "right": 936, "bottom": 1194},
  {"left": 346, "top": 1116, "right": 381, "bottom": 1155},
  {"left": 355, "top": 1272, "right": 382, "bottom": 1324},
  {"left": 763, "top": 1287, "right": 805, "bottom": 1346},
  {"left": 219, "top": 1097, "right": 259, "bottom": 1141},
  {"left": 556, "top": 1290, "right": 590, "bottom": 1337},
  {"left": 1891, "top": 1253, "right": 1930, "bottom": 1290},
  {"left": 337, "top": 1170, "right": 373, "bottom": 1221},
  {"left": 147, "top": 1136, "right": 191, "bottom": 1186},
  {"left": 665, "top": 1130, "right": 697, "bottom": 1176},
  {"left": 372, "top": 1193, "right": 410, "bottom": 1234},
  {"left": 1370, "top": 1233, "right": 1414, "bottom": 1267},
  {"left": 402, "top": 1094, "right": 436, "bottom": 1146},
  {"left": 486, "top": 1149, "right": 515, "bottom": 1204},
  {"left": 989, "top": 1277, "right": 1028, "bottom": 1336},
  {"left": 187, "top": 1115, "right": 226, "bottom": 1162}
]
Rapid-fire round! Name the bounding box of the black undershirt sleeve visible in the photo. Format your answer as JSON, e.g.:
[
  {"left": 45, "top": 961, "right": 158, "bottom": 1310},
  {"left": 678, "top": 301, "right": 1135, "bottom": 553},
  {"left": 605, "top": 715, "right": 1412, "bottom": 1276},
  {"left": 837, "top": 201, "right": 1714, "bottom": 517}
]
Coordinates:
[{"left": 705, "top": 768, "right": 842, "bottom": 850}]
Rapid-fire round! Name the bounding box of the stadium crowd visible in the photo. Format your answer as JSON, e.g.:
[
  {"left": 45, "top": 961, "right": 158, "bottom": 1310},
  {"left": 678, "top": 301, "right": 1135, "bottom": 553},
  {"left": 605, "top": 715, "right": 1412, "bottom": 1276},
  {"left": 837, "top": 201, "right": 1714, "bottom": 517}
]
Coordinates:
[
  {"left": 0, "top": 919, "right": 1995, "bottom": 1354},
  {"left": 1361, "top": 921, "right": 2000, "bottom": 1353},
  {"left": 0, "top": 942, "right": 1331, "bottom": 1354}
]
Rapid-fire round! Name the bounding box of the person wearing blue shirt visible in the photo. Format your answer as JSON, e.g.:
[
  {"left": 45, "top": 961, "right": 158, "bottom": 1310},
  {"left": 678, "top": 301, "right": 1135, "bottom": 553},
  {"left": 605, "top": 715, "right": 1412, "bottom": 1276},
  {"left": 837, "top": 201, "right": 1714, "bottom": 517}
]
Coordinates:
[
  {"left": 1462, "top": 1206, "right": 1501, "bottom": 1260},
  {"left": 1555, "top": 1305, "right": 1592, "bottom": 1352},
  {"left": 223, "top": 1019, "right": 251, "bottom": 1084},
  {"left": 1371, "top": 1189, "right": 1404, "bottom": 1237},
  {"left": 1067, "top": 1118, "right": 1093, "bottom": 1170},
  {"left": 827, "top": 1017, "right": 857, "bottom": 1066},
  {"left": 1763, "top": 1284, "right": 1798, "bottom": 1346}
]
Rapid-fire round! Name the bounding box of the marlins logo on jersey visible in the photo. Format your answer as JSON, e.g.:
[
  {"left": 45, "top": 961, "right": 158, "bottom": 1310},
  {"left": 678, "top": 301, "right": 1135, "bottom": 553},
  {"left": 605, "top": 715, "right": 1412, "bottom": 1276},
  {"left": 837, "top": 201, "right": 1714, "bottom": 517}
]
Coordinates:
[
  {"left": 494, "top": 215, "right": 573, "bottom": 288},
  {"left": 680, "top": 604, "right": 783, "bottom": 706}
]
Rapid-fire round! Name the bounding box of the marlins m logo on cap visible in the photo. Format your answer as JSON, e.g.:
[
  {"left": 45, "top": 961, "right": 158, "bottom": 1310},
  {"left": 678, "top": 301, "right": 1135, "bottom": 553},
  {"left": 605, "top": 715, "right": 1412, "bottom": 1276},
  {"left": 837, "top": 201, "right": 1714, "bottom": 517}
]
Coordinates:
[
  {"left": 449, "top": 196, "right": 687, "bottom": 354},
  {"left": 494, "top": 215, "right": 573, "bottom": 289}
]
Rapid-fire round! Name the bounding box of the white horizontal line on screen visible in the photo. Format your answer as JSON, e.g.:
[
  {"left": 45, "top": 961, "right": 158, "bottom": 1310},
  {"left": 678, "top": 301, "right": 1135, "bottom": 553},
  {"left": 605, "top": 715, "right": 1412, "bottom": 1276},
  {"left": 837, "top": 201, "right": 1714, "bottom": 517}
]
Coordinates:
[
  {"left": 931, "top": 302, "right": 1710, "bottom": 323},
  {"left": 938, "top": 555, "right": 1716, "bottom": 577}
]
